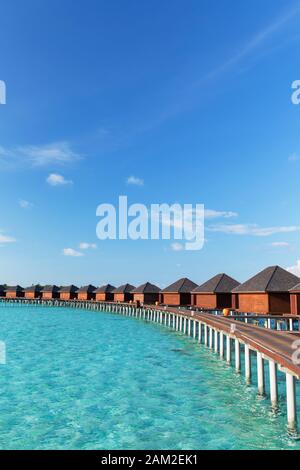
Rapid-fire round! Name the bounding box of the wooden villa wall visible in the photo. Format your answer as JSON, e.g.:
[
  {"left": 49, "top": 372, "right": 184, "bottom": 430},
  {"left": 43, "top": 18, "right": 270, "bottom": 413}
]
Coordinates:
[
  {"left": 77, "top": 292, "right": 95, "bottom": 301},
  {"left": 162, "top": 293, "right": 191, "bottom": 306},
  {"left": 231, "top": 294, "right": 239, "bottom": 310},
  {"left": 217, "top": 293, "right": 233, "bottom": 309},
  {"left": 237, "top": 293, "right": 269, "bottom": 314},
  {"left": 95, "top": 293, "right": 114, "bottom": 302},
  {"left": 290, "top": 294, "right": 300, "bottom": 315},
  {"left": 161, "top": 293, "right": 180, "bottom": 305},
  {"left": 24, "top": 291, "right": 40, "bottom": 299},
  {"left": 59, "top": 292, "right": 77, "bottom": 300},
  {"left": 42, "top": 292, "right": 59, "bottom": 300},
  {"left": 6, "top": 291, "right": 24, "bottom": 299},
  {"left": 193, "top": 293, "right": 217, "bottom": 309},
  {"left": 113, "top": 293, "right": 133, "bottom": 302},
  {"left": 133, "top": 293, "right": 159, "bottom": 305},
  {"left": 268, "top": 293, "right": 291, "bottom": 314}
]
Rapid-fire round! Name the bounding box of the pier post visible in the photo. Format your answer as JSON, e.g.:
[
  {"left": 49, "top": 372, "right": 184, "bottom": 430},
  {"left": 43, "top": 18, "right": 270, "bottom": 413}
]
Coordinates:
[
  {"left": 214, "top": 330, "right": 218, "bottom": 353},
  {"left": 183, "top": 318, "right": 187, "bottom": 335},
  {"left": 226, "top": 335, "right": 231, "bottom": 363},
  {"left": 198, "top": 322, "right": 202, "bottom": 343},
  {"left": 257, "top": 352, "right": 265, "bottom": 395},
  {"left": 193, "top": 321, "right": 197, "bottom": 340},
  {"left": 235, "top": 339, "right": 241, "bottom": 373},
  {"left": 209, "top": 328, "right": 213, "bottom": 349},
  {"left": 269, "top": 360, "right": 278, "bottom": 408},
  {"left": 188, "top": 319, "right": 191, "bottom": 337},
  {"left": 244, "top": 345, "right": 251, "bottom": 384},
  {"left": 219, "top": 332, "right": 224, "bottom": 358},
  {"left": 179, "top": 316, "right": 183, "bottom": 332},
  {"left": 204, "top": 325, "right": 208, "bottom": 346},
  {"left": 286, "top": 372, "right": 297, "bottom": 430}
]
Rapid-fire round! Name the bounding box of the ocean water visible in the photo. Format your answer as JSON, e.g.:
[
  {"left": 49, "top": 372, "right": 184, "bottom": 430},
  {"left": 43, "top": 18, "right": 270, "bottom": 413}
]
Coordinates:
[{"left": 0, "top": 304, "right": 299, "bottom": 450}]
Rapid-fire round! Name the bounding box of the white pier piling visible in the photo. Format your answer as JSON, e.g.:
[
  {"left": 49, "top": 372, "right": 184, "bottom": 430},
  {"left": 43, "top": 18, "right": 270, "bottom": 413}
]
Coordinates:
[
  {"left": 244, "top": 345, "right": 251, "bottom": 384},
  {"left": 257, "top": 352, "right": 265, "bottom": 396},
  {"left": 219, "top": 332, "right": 224, "bottom": 358},
  {"left": 269, "top": 360, "right": 278, "bottom": 408},
  {"left": 226, "top": 336, "right": 231, "bottom": 364},
  {"left": 286, "top": 372, "right": 297, "bottom": 430},
  {"left": 235, "top": 339, "right": 241, "bottom": 373}
]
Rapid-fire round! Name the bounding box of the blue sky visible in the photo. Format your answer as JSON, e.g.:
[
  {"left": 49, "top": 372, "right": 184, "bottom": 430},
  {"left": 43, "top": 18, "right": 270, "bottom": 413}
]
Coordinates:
[{"left": 1, "top": 0, "right": 300, "bottom": 287}]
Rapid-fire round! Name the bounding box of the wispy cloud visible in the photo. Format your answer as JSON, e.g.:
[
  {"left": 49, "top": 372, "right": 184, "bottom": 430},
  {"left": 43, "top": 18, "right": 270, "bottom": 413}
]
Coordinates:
[
  {"left": 79, "top": 242, "right": 97, "bottom": 250},
  {"left": 46, "top": 173, "right": 73, "bottom": 186},
  {"left": 0, "top": 141, "right": 82, "bottom": 168},
  {"left": 171, "top": 242, "right": 184, "bottom": 252},
  {"left": 289, "top": 152, "right": 300, "bottom": 161},
  {"left": 127, "top": 176, "right": 144, "bottom": 186},
  {"left": 270, "top": 241, "right": 290, "bottom": 247},
  {"left": 205, "top": 209, "right": 238, "bottom": 219},
  {"left": 287, "top": 260, "right": 300, "bottom": 277},
  {"left": 63, "top": 248, "right": 83, "bottom": 257},
  {"left": 0, "top": 232, "right": 16, "bottom": 244},
  {"left": 209, "top": 223, "right": 300, "bottom": 236},
  {"left": 204, "top": 4, "right": 300, "bottom": 82},
  {"left": 18, "top": 199, "right": 33, "bottom": 209}
]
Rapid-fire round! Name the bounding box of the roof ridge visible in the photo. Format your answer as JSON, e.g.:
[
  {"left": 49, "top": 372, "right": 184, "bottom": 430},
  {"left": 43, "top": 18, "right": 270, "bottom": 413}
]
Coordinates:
[
  {"left": 214, "top": 273, "right": 225, "bottom": 291},
  {"left": 265, "top": 266, "right": 278, "bottom": 292}
]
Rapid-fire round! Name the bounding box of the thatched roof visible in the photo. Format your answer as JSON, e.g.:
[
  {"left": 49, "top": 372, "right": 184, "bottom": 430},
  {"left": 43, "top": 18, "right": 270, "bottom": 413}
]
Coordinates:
[
  {"left": 5, "top": 285, "right": 23, "bottom": 292},
  {"left": 162, "top": 278, "right": 198, "bottom": 293},
  {"left": 24, "top": 285, "right": 43, "bottom": 292},
  {"left": 41, "top": 285, "right": 60, "bottom": 293},
  {"left": 132, "top": 282, "right": 160, "bottom": 294},
  {"left": 113, "top": 284, "right": 135, "bottom": 294},
  {"left": 193, "top": 273, "right": 240, "bottom": 294},
  {"left": 59, "top": 285, "right": 78, "bottom": 293},
  {"left": 289, "top": 282, "right": 300, "bottom": 293},
  {"left": 76, "top": 285, "right": 96, "bottom": 293},
  {"left": 94, "top": 284, "right": 116, "bottom": 293},
  {"left": 232, "top": 266, "right": 299, "bottom": 293}
]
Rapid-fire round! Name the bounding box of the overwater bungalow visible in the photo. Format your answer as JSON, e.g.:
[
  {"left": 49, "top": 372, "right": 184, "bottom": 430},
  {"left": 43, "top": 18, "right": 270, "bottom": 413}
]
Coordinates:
[
  {"left": 131, "top": 282, "right": 160, "bottom": 305},
  {"left": 289, "top": 283, "right": 300, "bottom": 315},
  {"left": 0, "top": 285, "right": 6, "bottom": 297},
  {"left": 24, "top": 285, "right": 43, "bottom": 299},
  {"left": 59, "top": 285, "right": 78, "bottom": 300},
  {"left": 160, "top": 278, "right": 198, "bottom": 306},
  {"left": 232, "top": 266, "right": 299, "bottom": 314},
  {"left": 94, "top": 284, "right": 116, "bottom": 302},
  {"left": 5, "top": 286, "right": 24, "bottom": 298},
  {"left": 41, "top": 285, "right": 60, "bottom": 300},
  {"left": 112, "top": 284, "right": 135, "bottom": 303},
  {"left": 192, "top": 273, "right": 240, "bottom": 310},
  {"left": 76, "top": 285, "right": 96, "bottom": 301}
]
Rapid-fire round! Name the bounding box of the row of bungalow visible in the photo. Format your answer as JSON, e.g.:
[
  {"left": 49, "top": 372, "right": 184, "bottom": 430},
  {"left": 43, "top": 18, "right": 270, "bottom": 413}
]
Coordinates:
[{"left": 2, "top": 266, "right": 300, "bottom": 314}]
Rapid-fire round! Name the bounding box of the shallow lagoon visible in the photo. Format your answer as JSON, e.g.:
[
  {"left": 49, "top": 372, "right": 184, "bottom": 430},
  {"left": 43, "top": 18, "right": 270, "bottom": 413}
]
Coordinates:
[{"left": 0, "top": 304, "right": 298, "bottom": 450}]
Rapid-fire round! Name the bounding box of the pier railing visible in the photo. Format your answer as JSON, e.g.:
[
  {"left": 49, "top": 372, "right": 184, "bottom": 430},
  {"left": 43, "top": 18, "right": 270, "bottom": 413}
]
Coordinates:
[{"left": 0, "top": 297, "right": 299, "bottom": 431}]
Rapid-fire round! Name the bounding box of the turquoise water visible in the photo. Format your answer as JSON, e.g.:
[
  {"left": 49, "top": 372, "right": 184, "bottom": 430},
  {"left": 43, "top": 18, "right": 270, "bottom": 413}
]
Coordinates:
[{"left": 0, "top": 304, "right": 299, "bottom": 450}]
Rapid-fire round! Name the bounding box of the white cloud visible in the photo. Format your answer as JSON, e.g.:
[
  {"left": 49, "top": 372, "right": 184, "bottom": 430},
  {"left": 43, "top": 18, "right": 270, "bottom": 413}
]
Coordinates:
[
  {"left": 79, "top": 242, "right": 97, "bottom": 250},
  {"left": 63, "top": 248, "right": 83, "bottom": 257},
  {"left": 271, "top": 241, "right": 290, "bottom": 247},
  {"left": 0, "top": 233, "right": 16, "bottom": 244},
  {"left": 287, "top": 260, "right": 300, "bottom": 277},
  {"left": 127, "top": 176, "right": 144, "bottom": 186},
  {"left": 0, "top": 142, "right": 82, "bottom": 167},
  {"left": 18, "top": 199, "right": 33, "bottom": 209},
  {"left": 208, "top": 223, "right": 300, "bottom": 237},
  {"left": 171, "top": 242, "right": 184, "bottom": 252},
  {"left": 204, "top": 209, "right": 238, "bottom": 219},
  {"left": 289, "top": 153, "right": 300, "bottom": 162},
  {"left": 46, "top": 173, "right": 73, "bottom": 186}
]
